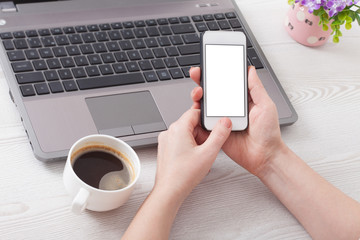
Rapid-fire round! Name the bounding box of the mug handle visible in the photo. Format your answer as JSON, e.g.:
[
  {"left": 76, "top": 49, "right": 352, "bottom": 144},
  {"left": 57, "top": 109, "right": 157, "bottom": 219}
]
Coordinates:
[{"left": 72, "top": 188, "right": 90, "bottom": 214}]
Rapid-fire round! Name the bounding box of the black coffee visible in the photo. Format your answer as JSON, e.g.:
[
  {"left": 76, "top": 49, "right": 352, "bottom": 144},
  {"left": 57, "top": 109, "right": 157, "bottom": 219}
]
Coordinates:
[{"left": 72, "top": 148, "right": 132, "bottom": 191}]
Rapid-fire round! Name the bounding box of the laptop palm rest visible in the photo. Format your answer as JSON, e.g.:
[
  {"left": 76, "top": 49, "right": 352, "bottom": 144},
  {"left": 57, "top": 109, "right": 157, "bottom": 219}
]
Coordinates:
[{"left": 85, "top": 91, "right": 167, "bottom": 137}]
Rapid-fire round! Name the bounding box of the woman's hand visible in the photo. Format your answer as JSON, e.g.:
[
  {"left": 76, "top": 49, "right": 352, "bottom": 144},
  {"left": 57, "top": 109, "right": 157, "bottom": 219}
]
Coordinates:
[{"left": 190, "top": 66, "right": 285, "bottom": 177}]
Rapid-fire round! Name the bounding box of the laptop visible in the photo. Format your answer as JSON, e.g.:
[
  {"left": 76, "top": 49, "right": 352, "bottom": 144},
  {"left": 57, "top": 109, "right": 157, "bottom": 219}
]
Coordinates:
[{"left": 0, "top": 0, "right": 298, "bottom": 161}]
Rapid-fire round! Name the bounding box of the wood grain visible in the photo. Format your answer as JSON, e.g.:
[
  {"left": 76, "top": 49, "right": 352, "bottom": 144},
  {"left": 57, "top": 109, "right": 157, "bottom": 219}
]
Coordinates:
[{"left": 1, "top": 0, "right": 360, "bottom": 239}]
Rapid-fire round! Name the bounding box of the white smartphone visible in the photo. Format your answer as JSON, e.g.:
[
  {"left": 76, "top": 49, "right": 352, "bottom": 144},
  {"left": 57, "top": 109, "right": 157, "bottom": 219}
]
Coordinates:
[{"left": 200, "top": 31, "right": 248, "bottom": 131}]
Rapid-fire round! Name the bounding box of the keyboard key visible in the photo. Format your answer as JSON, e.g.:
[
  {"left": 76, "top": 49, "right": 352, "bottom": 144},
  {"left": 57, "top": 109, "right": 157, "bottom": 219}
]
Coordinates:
[
  {"left": 144, "top": 38, "right": 158, "bottom": 48},
  {"left": 132, "top": 39, "right": 146, "bottom": 49},
  {"left": 14, "top": 39, "right": 28, "bottom": 49},
  {"left": 207, "top": 21, "right": 220, "bottom": 30},
  {"left": 48, "top": 81, "right": 64, "bottom": 93},
  {"left": 3, "top": 40, "right": 15, "bottom": 50},
  {"left": 99, "top": 23, "right": 111, "bottom": 31},
  {"left": 112, "top": 63, "right": 127, "bottom": 73},
  {"left": 58, "top": 69, "right": 73, "bottom": 79},
  {"left": 153, "top": 48, "right": 166, "bottom": 58},
  {"left": 13, "top": 31, "right": 26, "bottom": 38},
  {"left": 139, "top": 60, "right": 153, "bottom": 71},
  {"left": 157, "top": 18, "right": 168, "bottom": 25},
  {"left": 134, "top": 20, "right": 146, "bottom": 27},
  {"left": 218, "top": 20, "right": 231, "bottom": 30},
  {"left": 168, "top": 17, "right": 180, "bottom": 24},
  {"left": 53, "top": 46, "right": 67, "bottom": 57},
  {"left": 145, "top": 19, "right": 157, "bottom": 26},
  {"left": 229, "top": 19, "right": 242, "bottom": 28},
  {"left": 38, "top": 29, "right": 51, "bottom": 36},
  {"left": 106, "top": 42, "right": 120, "bottom": 52},
  {"left": 111, "top": 22, "right": 123, "bottom": 29},
  {"left": 39, "top": 48, "right": 54, "bottom": 58},
  {"left": 25, "top": 49, "right": 40, "bottom": 60},
  {"left": 192, "top": 15, "right": 203, "bottom": 22},
  {"left": 60, "top": 57, "right": 75, "bottom": 68},
  {"left": 88, "top": 54, "right": 102, "bottom": 65},
  {"left": 47, "top": 59, "right": 62, "bottom": 69},
  {"left": 170, "top": 35, "right": 183, "bottom": 45},
  {"left": 108, "top": 30, "right": 122, "bottom": 41},
  {"left": 25, "top": 30, "right": 38, "bottom": 37},
  {"left": 87, "top": 25, "right": 99, "bottom": 32},
  {"left": 75, "top": 25, "right": 87, "bottom": 33},
  {"left": 41, "top": 36, "right": 56, "bottom": 47},
  {"left": 99, "top": 64, "right": 114, "bottom": 75},
  {"left": 28, "top": 38, "right": 42, "bottom": 48},
  {"left": 72, "top": 67, "right": 87, "bottom": 78},
  {"left": 16, "top": 72, "right": 45, "bottom": 84},
  {"left": 177, "top": 55, "right": 200, "bottom": 66},
  {"left": 125, "top": 62, "right": 140, "bottom": 72},
  {"left": 144, "top": 71, "right": 158, "bottom": 82},
  {"left": 34, "top": 83, "right": 50, "bottom": 95},
  {"left": 247, "top": 48, "right": 264, "bottom": 69},
  {"left": 121, "top": 29, "right": 135, "bottom": 39},
  {"left": 123, "top": 21, "right": 135, "bottom": 28},
  {"left": 95, "top": 32, "right": 109, "bottom": 42},
  {"left": 63, "top": 26, "right": 76, "bottom": 34},
  {"left": 44, "top": 70, "right": 59, "bottom": 81},
  {"left": 146, "top": 27, "right": 160, "bottom": 37},
  {"left": 157, "top": 36, "right": 171, "bottom": 46},
  {"left": 151, "top": 59, "right": 165, "bottom": 69},
  {"left": 20, "top": 84, "right": 36, "bottom": 97},
  {"left": 182, "top": 66, "right": 191, "bottom": 77},
  {"left": 12, "top": 61, "right": 33, "bottom": 72},
  {"left": 33, "top": 60, "right": 47, "bottom": 70},
  {"left": 156, "top": 70, "right": 171, "bottom": 81},
  {"left": 51, "top": 28, "right": 63, "bottom": 35},
  {"left": 225, "top": 12, "right": 237, "bottom": 19},
  {"left": 0, "top": 32, "right": 13, "bottom": 39},
  {"left": 119, "top": 40, "right": 133, "bottom": 50},
  {"left": 159, "top": 26, "right": 172, "bottom": 35},
  {"left": 214, "top": 13, "right": 225, "bottom": 20},
  {"left": 179, "top": 16, "right": 191, "bottom": 23},
  {"left": 134, "top": 28, "right": 147, "bottom": 38},
  {"left": 171, "top": 24, "right": 195, "bottom": 34},
  {"left": 86, "top": 66, "right": 101, "bottom": 76},
  {"left": 182, "top": 34, "right": 200, "bottom": 44},
  {"left": 80, "top": 44, "right": 94, "bottom": 54},
  {"left": 7, "top": 51, "right": 26, "bottom": 61},
  {"left": 110, "top": 52, "right": 126, "bottom": 63},
  {"left": 76, "top": 73, "right": 145, "bottom": 90},
  {"left": 165, "top": 46, "right": 179, "bottom": 57},
  {"left": 140, "top": 49, "right": 154, "bottom": 59},
  {"left": 127, "top": 50, "right": 141, "bottom": 61},
  {"left": 66, "top": 45, "right": 81, "bottom": 56},
  {"left": 169, "top": 68, "right": 184, "bottom": 79},
  {"left": 82, "top": 33, "right": 96, "bottom": 43},
  {"left": 68, "top": 34, "right": 83, "bottom": 44},
  {"left": 203, "top": 14, "right": 214, "bottom": 21},
  {"left": 195, "top": 22, "right": 208, "bottom": 32},
  {"left": 74, "top": 56, "right": 89, "bottom": 66},
  {"left": 164, "top": 58, "right": 178, "bottom": 68},
  {"left": 101, "top": 53, "right": 115, "bottom": 63},
  {"left": 178, "top": 44, "right": 200, "bottom": 55},
  {"left": 93, "top": 42, "right": 107, "bottom": 53},
  {"left": 63, "top": 80, "right": 78, "bottom": 91}
]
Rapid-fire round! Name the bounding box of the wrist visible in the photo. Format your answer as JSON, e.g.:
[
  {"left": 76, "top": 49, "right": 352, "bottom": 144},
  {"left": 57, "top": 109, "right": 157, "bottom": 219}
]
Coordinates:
[
  {"left": 255, "top": 141, "right": 292, "bottom": 181},
  {"left": 150, "top": 184, "right": 186, "bottom": 211}
]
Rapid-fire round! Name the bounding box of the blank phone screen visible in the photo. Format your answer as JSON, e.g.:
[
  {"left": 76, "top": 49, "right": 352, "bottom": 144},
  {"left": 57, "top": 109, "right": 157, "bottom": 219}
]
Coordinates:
[{"left": 205, "top": 44, "right": 245, "bottom": 117}]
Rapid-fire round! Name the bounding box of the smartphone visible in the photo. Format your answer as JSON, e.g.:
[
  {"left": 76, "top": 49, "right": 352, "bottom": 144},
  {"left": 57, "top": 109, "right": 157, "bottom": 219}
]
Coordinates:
[{"left": 200, "top": 31, "right": 248, "bottom": 131}]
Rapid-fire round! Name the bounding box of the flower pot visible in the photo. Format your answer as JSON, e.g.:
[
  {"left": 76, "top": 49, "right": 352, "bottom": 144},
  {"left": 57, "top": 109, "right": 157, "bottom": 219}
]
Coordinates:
[{"left": 285, "top": 3, "right": 332, "bottom": 47}]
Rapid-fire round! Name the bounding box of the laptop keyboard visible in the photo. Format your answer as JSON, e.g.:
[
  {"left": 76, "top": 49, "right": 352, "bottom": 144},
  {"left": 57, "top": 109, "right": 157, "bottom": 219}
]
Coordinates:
[{"left": 1, "top": 12, "right": 264, "bottom": 97}]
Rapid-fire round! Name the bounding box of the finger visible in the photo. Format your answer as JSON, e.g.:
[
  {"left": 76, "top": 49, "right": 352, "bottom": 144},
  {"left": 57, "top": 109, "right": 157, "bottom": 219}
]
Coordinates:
[
  {"left": 189, "top": 66, "right": 201, "bottom": 86},
  {"left": 200, "top": 118, "right": 232, "bottom": 157},
  {"left": 191, "top": 86, "right": 203, "bottom": 103},
  {"left": 177, "top": 108, "right": 201, "bottom": 132},
  {"left": 248, "top": 66, "right": 273, "bottom": 106}
]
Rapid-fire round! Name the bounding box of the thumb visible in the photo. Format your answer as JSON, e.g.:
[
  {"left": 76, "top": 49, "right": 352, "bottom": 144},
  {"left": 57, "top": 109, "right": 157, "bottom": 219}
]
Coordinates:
[{"left": 200, "top": 118, "right": 232, "bottom": 157}]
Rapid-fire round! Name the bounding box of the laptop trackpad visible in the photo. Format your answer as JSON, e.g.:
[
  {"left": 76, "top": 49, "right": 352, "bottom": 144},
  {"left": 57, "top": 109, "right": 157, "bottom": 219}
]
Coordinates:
[{"left": 85, "top": 91, "right": 167, "bottom": 137}]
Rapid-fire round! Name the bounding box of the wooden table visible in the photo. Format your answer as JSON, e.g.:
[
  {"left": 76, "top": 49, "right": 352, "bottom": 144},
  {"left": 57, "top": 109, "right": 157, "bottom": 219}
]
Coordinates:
[{"left": 1, "top": 0, "right": 360, "bottom": 239}]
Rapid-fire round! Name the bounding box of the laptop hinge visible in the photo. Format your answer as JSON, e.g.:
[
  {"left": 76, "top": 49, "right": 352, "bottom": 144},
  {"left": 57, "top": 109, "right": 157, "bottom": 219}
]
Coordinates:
[{"left": 1, "top": 1, "right": 17, "bottom": 13}]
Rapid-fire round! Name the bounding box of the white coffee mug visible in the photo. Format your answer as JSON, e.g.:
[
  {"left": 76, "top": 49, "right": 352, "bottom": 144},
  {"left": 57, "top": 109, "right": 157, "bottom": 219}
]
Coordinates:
[{"left": 63, "top": 134, "right": 141, "bottom": 214}]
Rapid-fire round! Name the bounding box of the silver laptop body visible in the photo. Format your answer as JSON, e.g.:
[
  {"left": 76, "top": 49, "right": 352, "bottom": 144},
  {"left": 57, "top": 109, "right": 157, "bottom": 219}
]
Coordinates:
[{"left": 0, "top": 0, "right": 298, "bottom": 161}]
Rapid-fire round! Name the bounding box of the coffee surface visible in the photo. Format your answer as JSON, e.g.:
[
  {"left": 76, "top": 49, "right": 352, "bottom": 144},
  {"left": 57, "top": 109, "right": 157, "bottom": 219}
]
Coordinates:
[{"left": 73, "top": 150, "right": 131, "bottom": 190}]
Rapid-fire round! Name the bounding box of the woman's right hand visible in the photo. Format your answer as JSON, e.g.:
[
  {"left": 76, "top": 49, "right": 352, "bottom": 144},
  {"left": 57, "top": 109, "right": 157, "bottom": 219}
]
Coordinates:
[{"left": 190, "top": 66, "right": 286, "bottom": 177}]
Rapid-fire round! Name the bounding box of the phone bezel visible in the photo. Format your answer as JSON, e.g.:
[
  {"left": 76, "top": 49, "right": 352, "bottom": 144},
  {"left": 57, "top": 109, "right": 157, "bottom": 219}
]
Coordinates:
[{"left": 201, "top": 31, "right": 248, "bottom": 131}]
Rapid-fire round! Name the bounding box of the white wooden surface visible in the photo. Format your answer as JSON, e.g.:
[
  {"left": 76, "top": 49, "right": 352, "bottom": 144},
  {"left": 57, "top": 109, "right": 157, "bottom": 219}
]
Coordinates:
[{"left": 1, "top": 0, "right": 360, "bottom": 239}]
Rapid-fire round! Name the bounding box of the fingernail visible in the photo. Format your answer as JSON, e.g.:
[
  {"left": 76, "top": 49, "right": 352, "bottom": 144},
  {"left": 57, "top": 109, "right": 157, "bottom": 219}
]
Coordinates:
[{"left": 220, "top": 118, "right": 232, "bottom": 129}]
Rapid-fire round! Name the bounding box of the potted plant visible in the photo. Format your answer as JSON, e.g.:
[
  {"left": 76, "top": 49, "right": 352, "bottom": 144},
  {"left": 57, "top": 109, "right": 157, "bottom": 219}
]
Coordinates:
[{"left": 286, "top": 0, "right": 360, "bottom": 46}]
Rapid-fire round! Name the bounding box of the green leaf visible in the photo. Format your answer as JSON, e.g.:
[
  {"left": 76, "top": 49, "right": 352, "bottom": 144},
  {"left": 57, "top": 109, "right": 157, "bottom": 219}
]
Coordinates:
[{"left": 356, "top": 14, "right": 360, "bottom": 26}]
